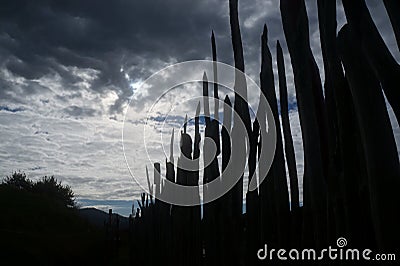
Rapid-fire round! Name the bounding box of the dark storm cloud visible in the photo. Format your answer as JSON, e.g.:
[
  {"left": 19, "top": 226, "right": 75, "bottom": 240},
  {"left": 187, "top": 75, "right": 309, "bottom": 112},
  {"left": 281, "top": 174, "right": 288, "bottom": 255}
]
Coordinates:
[
  {"left": 0, "top": 0, "right": 398, "bottom": 117},
  {"left": 0, "top": 0, "right": 233, "bottom": 115},
  {"left": 0, "top": 0, "right": 306, "bottom": 116}
]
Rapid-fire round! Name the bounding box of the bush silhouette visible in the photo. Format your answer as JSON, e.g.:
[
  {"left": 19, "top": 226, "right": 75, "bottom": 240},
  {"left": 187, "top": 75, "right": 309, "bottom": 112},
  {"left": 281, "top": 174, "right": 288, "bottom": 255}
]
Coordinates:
[{"left": 2, "top": 172, "right": 76, "bottom": 208}]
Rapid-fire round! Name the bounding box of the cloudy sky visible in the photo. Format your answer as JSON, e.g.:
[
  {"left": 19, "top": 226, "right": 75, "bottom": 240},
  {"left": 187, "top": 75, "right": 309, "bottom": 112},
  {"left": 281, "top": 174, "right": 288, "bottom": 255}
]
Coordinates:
[{"left": 1, "top": 0, "right": 399, "bottom": 216}]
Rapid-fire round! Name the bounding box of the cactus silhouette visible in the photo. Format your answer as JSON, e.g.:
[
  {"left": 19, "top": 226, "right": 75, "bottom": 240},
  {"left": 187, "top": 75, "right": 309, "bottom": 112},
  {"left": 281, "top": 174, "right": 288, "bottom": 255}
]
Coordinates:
[{"left": 127, "top": 1, "right": 400, "bottom": 265}]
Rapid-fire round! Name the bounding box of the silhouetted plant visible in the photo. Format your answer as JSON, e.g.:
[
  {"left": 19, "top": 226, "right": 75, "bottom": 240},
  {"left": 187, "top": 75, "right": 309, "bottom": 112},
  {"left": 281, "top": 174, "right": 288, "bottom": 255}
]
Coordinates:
[
  {"left": 2, "top": 172, "right": 76, "bottom": 208},
  {"left": 33, "top": 176, "right": 76, "bottom": 208},
  {"left": 127, "top": 0, "right": 400, "bottom": 264},
  {"left": 2, "top": 171, "right": 33, "bottom": 190}
]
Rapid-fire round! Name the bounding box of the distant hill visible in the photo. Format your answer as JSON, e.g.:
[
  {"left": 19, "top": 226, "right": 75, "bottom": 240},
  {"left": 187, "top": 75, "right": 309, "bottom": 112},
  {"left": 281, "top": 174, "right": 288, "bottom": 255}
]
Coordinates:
[{"left": 78, "top": 207, "right": 130, "bottom": 230}]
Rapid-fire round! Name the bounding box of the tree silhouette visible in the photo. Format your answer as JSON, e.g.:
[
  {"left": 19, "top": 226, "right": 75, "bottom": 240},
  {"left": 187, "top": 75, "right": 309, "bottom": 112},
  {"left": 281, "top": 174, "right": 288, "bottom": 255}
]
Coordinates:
[
  {"left": 3, "top": 171, "right": 33, "bottom": 190},
  {"left": 33, "top": 176, "right": 76, "bottom": 208},
  {"left": 2, "top": 172, "right": 76, "bottom": 208}
]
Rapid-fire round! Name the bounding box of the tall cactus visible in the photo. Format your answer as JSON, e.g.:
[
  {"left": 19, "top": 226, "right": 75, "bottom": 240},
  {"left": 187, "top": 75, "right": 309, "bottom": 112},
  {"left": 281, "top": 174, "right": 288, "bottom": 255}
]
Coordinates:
[
  {"left": 222, "top": 95, "right": 232, "bottom": 172},
  {"left": 317, "top": 0, "right": 344, "bottom": 242},
  {"left": 166, "top": 130, "right": 176, "bottom": 183},
  {"left": 383, "top": 0, "right": 400, "bottom": 52},
  {"left": 245, "top": 118, "right": 259, "bottom": 265},
  {"left": 202, "top": 70, "right": 221, "bottom": 266},
  {"left": 342, "top": 0, "right": 400, "bottom": 123},
  {"left": 277, "top": 40, "right": 299, "bottom": 212},
  {"left": 154, "top": 162, "right": 161, "bottom": 202},
  {"left": 317, "top": 0, "right": 374, "bottom": 246},
  {"left": 260, "top": 25, "right": 290, "bottom": 247},
  {"left": 193, "top": 103, "right": 201, "bottom": 169},
  {"left": 280, "top": 0, "right": 328, "bottom": 248},
  {"left": 220, "top": 95, "right": 234, "bottom": 266},
  {"left": 127, "top": 0, "right": 400, "bottom": 263},
  {"left": 229, "top": 0, "right": 251, "bottom": 222},
  {"left": 210, "top": 32, "right": 224, "bottom": 266},
  {"left": 211, "top": 31, "right": 220, "bottom": 124},
  {"left": 191, "top": 103, "right": 202, "bottom": 266},
  {"left": 203, "top": 72, "right": 211, "bottom": 127},
  {"left": 145, "top": 166, "right": 153, "bottom": 200},
  {"left": 338, "top": 24, "right": 400, "bottom": 249}
]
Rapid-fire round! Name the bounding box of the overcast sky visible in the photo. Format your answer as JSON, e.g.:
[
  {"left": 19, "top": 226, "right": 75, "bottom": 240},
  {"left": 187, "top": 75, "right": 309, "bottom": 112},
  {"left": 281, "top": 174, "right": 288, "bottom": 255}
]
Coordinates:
[{"left": 1, "top": 0, "right": 399, "bottom": 216}]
